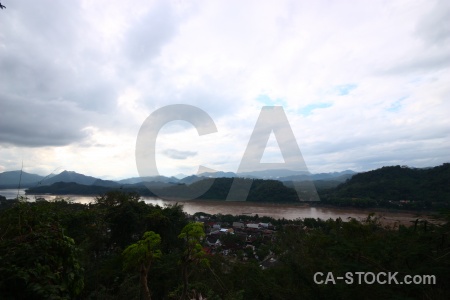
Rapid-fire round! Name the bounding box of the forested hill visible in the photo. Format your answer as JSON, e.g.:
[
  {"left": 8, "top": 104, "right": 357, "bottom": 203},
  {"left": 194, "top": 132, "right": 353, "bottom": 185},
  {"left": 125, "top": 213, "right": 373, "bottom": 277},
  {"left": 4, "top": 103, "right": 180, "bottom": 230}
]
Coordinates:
[
  {"left": 320, "top": 163, "right": 450, "bottom": 208},
  {"left": 24, "top": 178, "right": 305, "bottom": 203}
]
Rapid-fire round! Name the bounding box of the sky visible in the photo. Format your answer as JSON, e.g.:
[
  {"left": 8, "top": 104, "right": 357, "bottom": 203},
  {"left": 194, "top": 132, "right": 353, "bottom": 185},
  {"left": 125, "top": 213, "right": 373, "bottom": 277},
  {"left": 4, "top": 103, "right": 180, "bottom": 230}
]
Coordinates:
[{"left": 0, "top": 0, "right": 449, "bottom": 180}]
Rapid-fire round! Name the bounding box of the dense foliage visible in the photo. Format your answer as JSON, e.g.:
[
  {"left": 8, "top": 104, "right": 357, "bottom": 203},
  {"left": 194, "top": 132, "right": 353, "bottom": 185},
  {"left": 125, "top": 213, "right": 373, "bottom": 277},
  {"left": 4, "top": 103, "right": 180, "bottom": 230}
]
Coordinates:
[
  {"left": 320, "top": 163, "right": 450, "bottom": 209},
  {"left": 1, "top": 191, "right": 449, "bottom": 299},
  {"left": 0, "top": 201, "right": 85, "bottom": 299}
]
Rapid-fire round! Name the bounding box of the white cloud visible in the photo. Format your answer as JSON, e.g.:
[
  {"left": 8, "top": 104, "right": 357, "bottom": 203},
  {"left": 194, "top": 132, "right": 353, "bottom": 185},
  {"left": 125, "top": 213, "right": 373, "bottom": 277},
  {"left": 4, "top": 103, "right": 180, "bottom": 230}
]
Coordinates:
[{"left": 0, "top": 0, "right": 449, "bottom": 178}]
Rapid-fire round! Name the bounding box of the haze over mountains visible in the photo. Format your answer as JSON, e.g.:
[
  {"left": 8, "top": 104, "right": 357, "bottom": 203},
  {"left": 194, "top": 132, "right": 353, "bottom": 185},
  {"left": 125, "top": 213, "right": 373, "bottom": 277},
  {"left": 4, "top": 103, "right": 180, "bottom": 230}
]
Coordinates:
[{"left": 0, "top": 169, "right": 355, "bottom": 189}]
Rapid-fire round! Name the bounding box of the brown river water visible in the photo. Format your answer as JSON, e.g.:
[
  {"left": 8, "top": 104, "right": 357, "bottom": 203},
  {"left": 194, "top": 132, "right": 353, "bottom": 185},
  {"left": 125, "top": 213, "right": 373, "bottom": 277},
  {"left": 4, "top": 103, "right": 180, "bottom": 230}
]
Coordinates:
[{"left": 2, "top": 189, "right": 438, "bottom": 227}]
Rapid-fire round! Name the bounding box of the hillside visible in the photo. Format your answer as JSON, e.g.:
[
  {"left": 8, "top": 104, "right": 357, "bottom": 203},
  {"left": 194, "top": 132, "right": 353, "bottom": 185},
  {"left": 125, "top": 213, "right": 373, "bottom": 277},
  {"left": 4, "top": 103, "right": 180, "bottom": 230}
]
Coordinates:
[
  {"left": 26, "top": 182, "right": 114, "bottom": 196},
  {"left": 0, "top": 171, "right": 44, "bottom": 188},
  {"left": 42, "top": 170, "right": 99, "bottom": 185},
  {"left": 320, "top": 163, "right": 450, "bottom": 208},
  {"left": 26, "top": 177, "right": 308, "bottom": 202}
]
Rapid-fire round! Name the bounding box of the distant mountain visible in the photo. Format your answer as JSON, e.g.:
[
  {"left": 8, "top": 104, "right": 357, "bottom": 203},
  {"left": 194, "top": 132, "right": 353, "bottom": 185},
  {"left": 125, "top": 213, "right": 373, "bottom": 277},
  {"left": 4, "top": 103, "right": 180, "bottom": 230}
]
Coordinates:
[
  {"left": 0, "top": 168, "right": 357, "bottom": 190},
  {"left": 118, "top": 175, "right": 179, "bottom": 185},
  {"left": 92, "top": 179, "right": 121, "bottom": 188},
  {"left": 179, "top": 175, "right": 205, "bottom": 184},
  {"left": 238, "top": 169, "right": 310, "bottom": 179},
  {"left": 176, "top": 170, "right": 356, "bottom": 186},
  {"left": 0, "top": 171, "right": 44, "bottom": 188},
  {"left": 195, "top": 169, "right": 355, "bottom": 181},
  {"left": 174, "top": 173, "right": 188, "bottom": 180},
  {"left": 198, "top": 171, "right": 237, "bottom": 178},
  {"left": 279, "top": 170, "right": 356, "bottom": 182},
  {"left": 130, "top": 181, "right": 180, "bottom": 188},
  {"left": 41, "top": 170, "right": 100, "bottom": 186},
  {"left": 330, "top": 173, "right": 356, "bottom": 182},
  {"left": 311, "top": 170, "right": 356, "bottom": 180}
]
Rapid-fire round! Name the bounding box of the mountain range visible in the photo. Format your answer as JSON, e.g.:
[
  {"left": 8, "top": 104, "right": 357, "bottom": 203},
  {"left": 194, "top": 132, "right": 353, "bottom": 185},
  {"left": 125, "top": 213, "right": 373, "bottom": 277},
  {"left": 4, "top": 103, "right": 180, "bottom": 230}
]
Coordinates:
[
  {"left": 2, "top": 164, "right": 448, "bottom": 207},
  {"left": 0, "top": 169, "right": 356, "bottom": 189}
]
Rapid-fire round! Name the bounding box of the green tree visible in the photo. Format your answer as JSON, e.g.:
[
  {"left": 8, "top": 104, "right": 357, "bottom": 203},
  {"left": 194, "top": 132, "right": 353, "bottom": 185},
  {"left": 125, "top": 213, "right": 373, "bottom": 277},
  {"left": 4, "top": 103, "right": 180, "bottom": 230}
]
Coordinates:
[
  {"left": 95, "top": 190, "right": 141, "bottom": 207},
  {"left": 97, "top": 191, "right": 152, "bottom": 248},
  {"left": 178, "top": 222, "right": 208, "bottom": 299},
  {"left": 122, "top": 231, "right": 162, "bottom": 300}
]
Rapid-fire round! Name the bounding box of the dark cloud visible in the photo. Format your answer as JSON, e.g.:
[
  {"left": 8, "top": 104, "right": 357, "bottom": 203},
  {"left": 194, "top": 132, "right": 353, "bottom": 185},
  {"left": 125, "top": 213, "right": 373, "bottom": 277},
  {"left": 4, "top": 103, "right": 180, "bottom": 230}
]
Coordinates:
[
  {"left": 0, "top": 0, "right": 124, "bottom": 147},
  {"left": 415, "top": 0, "right": 450, "bottom": 46},
  {"left": 382, "top": 0, "right": 450, "bottom": 75},
  {"left": 123, "top": 1, "right": 178, "bottom": 66},
  {"left": 0, "top": 93, "right": 94, "bottom": 147}
]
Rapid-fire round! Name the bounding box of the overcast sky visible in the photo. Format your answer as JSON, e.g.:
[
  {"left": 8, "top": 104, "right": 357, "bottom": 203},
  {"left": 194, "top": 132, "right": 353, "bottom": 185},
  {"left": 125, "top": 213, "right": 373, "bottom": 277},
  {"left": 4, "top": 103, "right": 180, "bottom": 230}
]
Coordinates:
[{"left": 1, "top": 0, "right": 449, "bottom": 179}]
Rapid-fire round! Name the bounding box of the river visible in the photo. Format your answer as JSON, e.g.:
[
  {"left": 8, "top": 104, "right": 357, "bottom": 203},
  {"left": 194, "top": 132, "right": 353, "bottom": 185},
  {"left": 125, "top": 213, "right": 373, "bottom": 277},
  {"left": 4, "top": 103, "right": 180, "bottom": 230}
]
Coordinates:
[{"left": 0, "top": 189, "right": 436, "bottom": 226}]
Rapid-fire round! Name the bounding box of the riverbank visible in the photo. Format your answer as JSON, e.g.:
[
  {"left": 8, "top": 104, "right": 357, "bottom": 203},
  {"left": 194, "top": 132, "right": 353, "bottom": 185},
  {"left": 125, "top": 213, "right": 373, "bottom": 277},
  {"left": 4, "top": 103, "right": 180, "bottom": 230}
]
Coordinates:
[
  {"left": 1, "top": 190, "right": 444, "bottom": 227},
  {"left": 164, "top": 199, "right": 442, "bottom": 227}
]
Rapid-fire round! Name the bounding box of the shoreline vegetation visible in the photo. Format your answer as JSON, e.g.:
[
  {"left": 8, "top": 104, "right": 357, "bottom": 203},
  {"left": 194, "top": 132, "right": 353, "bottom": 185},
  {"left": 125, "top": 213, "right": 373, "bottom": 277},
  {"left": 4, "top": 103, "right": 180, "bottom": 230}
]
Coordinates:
[{"left": 0, "top": 196, "right": 440, "bottom": 226}]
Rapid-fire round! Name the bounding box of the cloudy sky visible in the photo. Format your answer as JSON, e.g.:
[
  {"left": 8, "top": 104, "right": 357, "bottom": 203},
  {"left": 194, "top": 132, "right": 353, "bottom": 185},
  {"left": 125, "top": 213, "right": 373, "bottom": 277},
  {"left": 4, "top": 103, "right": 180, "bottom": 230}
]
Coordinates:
[{"left": 1, "top": 0, "right": 449, "bottom": 180}]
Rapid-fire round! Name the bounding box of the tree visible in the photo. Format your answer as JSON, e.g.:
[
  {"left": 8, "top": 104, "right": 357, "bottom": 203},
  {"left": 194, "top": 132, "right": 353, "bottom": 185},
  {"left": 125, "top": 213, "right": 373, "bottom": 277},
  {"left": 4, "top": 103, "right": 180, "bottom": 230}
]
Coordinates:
[
  {"left": 96, "top": 191, "right": 151, "bottom": 248},
  {"left": 95, "top": 190, "right": 141, "bottom": 207},
  {"left": 0, "top": 202, "right": 84, "bottom": 299},
  {"left": 122, "top": 231, "right": 162, "bottom": 300},
  {"left": 178, "top": 222, "right": 208, "bottom": 299}
]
